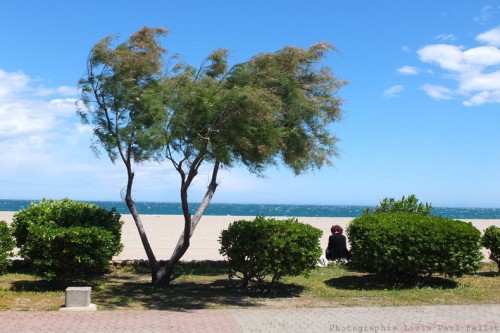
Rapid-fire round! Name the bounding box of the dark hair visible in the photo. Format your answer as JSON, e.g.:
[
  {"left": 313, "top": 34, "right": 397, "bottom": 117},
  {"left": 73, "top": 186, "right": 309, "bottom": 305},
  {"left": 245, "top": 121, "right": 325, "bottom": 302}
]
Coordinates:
[{"left": 331, "top": 225, "right": 343, "bottom": 234}]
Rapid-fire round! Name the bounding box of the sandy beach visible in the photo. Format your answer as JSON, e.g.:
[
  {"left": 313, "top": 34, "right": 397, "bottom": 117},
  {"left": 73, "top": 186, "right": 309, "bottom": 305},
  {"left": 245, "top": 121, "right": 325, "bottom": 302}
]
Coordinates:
[{"left": 1, "top": 211, "right": 498, "bottom": 261}]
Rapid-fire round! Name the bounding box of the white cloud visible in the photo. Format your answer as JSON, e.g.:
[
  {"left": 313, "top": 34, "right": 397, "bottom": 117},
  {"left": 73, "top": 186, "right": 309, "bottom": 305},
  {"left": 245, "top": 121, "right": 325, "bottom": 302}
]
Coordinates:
[
  {"left": 0, "top": 69, "right": 30, "bottom": 98},
  {"left": 77, "top": 124, "right": 92, "bottom": 134},
  {"left": 0, "top": 68, "right": 85, "bottom": 172},
  {"left": 382, "top": 85, "right": 404, "bottom": 98},
  {"left": 463, "top": 90, "right": 500, "bottom": 106},
  {"left": 419, "top": 44, "right": 500, "bottom": 72},
  {"left": 417, "top": 26, "right": 500, "bottom": 106},
  {"left": 434, "top": 34, "right": 456, "bottom": 42},
  {"left": 0, "top": 69, "right": 78, "bottom": 135},
  {"left": 476, "top": 26, "right": 500, "bottom": 46},
  {"left": 474, "top": 5, "right": 500, "bottom": 24},
  {"left": 459, "top": 70, "right": 500, "bottom": 92},
  {"left": 33, "top": 87, "right": 56, "bottom": 97},
  {"left": 0, "top": 67, "right": 213, "bottom": 201},
  {"left": 34, "top": 85, "right": 78, "bottom": 97},
  {"left": 421, "top": 84, "right": 454, "bottom": 100},
  {"left": 418, "top": 44, "right": 466, "bottom": 72},
  {"left": 463, "top": 46, "right": 500, "bottom": 67},
  {"left": 49, "top": 98, "right": 79, "bottom": 116},
  {"left": 0, "top": 101, "right": 54, "bottom": 138},
  {"left": 57, "top": 86, "right": 78, "bottom": 96},
  {"left": 397, "top": 66, "right": 419, "bottom": 75}
]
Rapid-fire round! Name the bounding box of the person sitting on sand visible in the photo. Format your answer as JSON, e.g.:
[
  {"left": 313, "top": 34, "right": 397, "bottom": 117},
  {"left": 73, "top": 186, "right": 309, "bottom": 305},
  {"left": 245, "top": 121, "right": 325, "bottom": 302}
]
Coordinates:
[{"left": 325, "top": 224, "right": 351, "bottom": 263}]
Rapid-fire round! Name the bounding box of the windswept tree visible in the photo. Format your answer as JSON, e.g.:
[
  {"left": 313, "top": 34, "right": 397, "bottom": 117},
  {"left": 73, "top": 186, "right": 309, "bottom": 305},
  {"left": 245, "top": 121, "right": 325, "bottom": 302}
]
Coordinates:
[{"left": 78, "top": 27, "right": 346, "bottom": 286}]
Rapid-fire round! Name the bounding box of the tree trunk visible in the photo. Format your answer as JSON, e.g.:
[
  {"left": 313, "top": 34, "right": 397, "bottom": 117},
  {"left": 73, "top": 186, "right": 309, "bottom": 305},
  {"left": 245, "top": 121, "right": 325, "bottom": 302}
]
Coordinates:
[
  {"left": 123, "top": 162, "right": 160, "bottom": 282},
  {"left": 154, "top": 162, "right": 220, "bottom": 286}
]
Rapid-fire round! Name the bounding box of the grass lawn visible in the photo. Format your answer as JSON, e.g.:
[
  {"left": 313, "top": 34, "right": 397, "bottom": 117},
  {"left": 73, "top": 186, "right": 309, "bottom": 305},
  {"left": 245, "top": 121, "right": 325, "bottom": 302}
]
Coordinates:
[{"left": 0, "top": 261, "right": 498, "bottom": 311}]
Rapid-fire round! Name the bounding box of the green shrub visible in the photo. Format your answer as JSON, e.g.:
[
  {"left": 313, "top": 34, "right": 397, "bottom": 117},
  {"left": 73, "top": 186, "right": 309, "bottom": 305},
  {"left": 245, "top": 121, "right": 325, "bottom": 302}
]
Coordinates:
[
  {"left": 346, "top": 213, "right": 482, "bottom": 280},
  {"left": 364, "top": 194, "right": 433, "bottom": 216},
  {"left": 24, "top": 225, "right": 118, "bottom": 281},
  {"left": 0, "top": 221, "right": 15, "bottom": 275},
  {"left": 219, "top": 216, "right": 322, "bottom": 286},
  {"left": 12, "top": 198, "right": 122, "bottom": 249},
  {"left": 482, "top": 225, "right": 500, "bottom": 272},
  {"left": 11, "top": 199, "right": 123, "bottom": 282}
]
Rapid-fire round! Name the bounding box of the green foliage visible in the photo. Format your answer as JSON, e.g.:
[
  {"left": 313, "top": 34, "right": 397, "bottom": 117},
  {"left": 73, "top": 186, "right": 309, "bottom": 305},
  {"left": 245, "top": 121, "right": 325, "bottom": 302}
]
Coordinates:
[
  {"left": 346, "top": 213, "right": 482, "bottom": 280},
  {"left": 79, "top": 26, "right": 346, "bottom": 183},
  {"left": 0, "top": 221, "right": 14, "bottom": 275},
  {"left": 78, "top": 27, "right": 167, "bottom": 163},
  {"left": 78, "top": 27, "right": 345, "bottom": 285},
  {"left": 12, "top": 198, "right": 122, "bottom": 249},
  {"left": 11, "top": 199, "right": 123, "bottom": 282},
  {"left": 219, "top": 216, "right": 322, "bottom": 286},
  {"left": 163, "top": 41, "right": 346, "bottom": 176},
  {"left": 365, "top": 194, "right": 433, "bottom": 216},
  {"left": 23, "top": 225, "right": 118, "bottom": 282},
  {"left": 482, "top": 225, "right": 500, "bottom": 272}
]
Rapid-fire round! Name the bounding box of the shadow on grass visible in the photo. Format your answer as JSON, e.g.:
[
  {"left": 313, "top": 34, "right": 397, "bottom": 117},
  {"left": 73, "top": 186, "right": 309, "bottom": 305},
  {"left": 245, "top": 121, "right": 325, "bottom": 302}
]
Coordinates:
[
  {"left": 474, "top": 271, "right": 500, "bottom": 277},
  {"left": 7, "top": 260, "right": 306, "bottom": 310},
  {"left": 93, "top": 278, "right": 305, "bottom": 310},
  {"left": 10, "top": 277, "right": 107, "bottom": 292},
  {"left": 11, "top": 279, "right": 70, "bottom": 292},
  {"left": 325, "top": 274, "right": 459, "bottom": 290},
  {"left": 175, "top": 261, "right": 229, "bottom": 276},
  {"left": 116, "top": 260, "right": 229, "bottom": 277}
]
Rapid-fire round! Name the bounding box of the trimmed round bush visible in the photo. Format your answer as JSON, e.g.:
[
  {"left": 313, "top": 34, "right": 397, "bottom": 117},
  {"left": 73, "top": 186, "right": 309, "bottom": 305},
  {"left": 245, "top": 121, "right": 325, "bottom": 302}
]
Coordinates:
[
  {"left": 346, "top": 213, "right": 482, "bottom": 280},
  {"left": 482, "top": 225, "right": 500, "bottom": 272},
  {"left": 11, "top": 199, "right": 123, "bottom": 282},
  {"left": 12, "top": 198, "right": 122, "bottom": 249},
  {"left": 219, "top": 216, "right": 322, "bottom": 286},
  {"left": 23, "top": 225, "right": 118, "bottom": 282},
  {"left": 0, "top": 221, "right": 15, "bottom": 275}
]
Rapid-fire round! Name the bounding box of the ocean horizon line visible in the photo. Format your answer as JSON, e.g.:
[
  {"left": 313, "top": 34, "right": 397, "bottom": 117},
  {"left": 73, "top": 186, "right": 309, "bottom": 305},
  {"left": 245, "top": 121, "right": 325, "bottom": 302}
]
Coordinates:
[
  {"left": 1, "top": 198, "right": 499, "bottom": 209},
  {"left": 0, "top": 199, "right": 499, "bottom": 219}
]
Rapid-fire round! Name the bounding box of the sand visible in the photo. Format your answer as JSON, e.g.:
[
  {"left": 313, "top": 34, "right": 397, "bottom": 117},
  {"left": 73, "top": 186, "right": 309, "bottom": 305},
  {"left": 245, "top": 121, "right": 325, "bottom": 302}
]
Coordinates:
[{"left": 1, "top": 211, "right": 498, "bottom": 261}]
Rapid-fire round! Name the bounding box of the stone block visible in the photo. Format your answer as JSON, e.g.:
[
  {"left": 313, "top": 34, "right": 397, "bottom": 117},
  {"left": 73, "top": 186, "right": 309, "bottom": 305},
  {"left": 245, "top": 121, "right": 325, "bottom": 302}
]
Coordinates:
[{"left": 60, "top": 286, "right": 97, "bottom": 311}]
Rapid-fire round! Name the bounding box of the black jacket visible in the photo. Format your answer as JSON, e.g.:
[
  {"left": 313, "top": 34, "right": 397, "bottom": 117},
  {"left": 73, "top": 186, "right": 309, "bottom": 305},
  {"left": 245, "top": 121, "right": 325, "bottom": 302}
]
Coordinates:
[{"left": 326, "top": 233, "right": 350, "bottom": 260}]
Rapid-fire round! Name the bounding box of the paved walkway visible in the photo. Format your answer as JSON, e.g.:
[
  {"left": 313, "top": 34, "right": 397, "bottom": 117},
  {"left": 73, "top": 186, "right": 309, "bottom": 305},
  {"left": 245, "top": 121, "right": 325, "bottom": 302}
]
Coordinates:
[{"left": 1, "top": 304, "right": 499, "bottom": 332}]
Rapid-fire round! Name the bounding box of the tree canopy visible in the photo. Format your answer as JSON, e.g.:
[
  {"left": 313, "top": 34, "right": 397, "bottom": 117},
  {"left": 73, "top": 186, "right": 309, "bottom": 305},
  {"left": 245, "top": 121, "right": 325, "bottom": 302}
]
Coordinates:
[{"left": 78, "top": 27, "right": 346, "bottom": 286}]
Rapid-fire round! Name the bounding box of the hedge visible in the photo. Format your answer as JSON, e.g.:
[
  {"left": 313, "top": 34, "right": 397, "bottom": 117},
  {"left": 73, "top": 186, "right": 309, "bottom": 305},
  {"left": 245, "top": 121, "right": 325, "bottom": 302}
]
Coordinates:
[
  {"left": 482, "top": 225, "right": 500, "bottom": 272},
  {"left": 346, "top": 213, "right": 482, "bottom": 280},
  {"left": 0, "top": 221, "right": 14, "bottom": 275}
]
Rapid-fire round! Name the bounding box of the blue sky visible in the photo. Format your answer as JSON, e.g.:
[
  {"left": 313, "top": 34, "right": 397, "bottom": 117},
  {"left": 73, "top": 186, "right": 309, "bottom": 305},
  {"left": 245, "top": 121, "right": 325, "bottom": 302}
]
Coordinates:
[{"left": 0, "top": 1, "right": 499, "bottom": 208}]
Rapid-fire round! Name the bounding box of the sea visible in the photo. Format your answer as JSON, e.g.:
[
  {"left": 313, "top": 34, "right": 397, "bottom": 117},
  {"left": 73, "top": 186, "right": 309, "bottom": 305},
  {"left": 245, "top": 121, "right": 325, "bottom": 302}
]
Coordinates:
[{"left": 0, "top": 199, "right": 499, "bottom": 219}]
